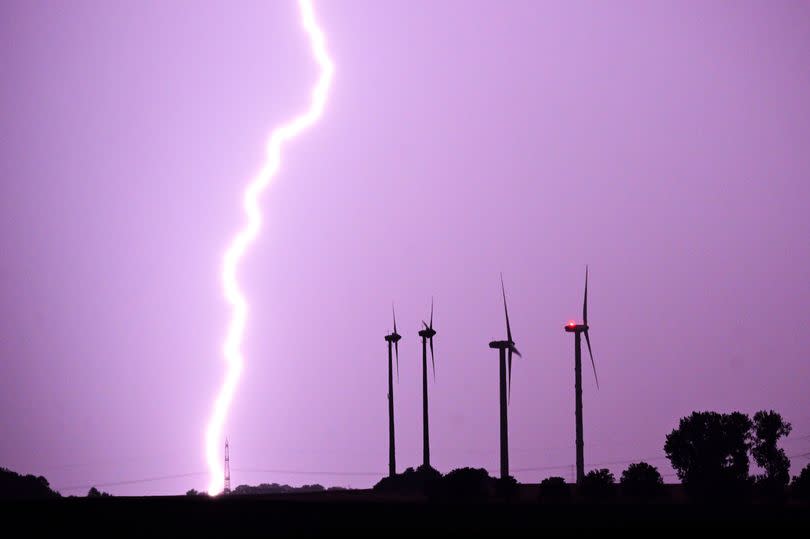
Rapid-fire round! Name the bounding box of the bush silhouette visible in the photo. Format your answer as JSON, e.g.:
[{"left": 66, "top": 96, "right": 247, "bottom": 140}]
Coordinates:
[
  {"left": 664, "top": 411, "right": 753, "bottom": 498},
  {"left": 580, "top": 469, "right": 615, "bottom": 500},
  {"left": 442, "top": 467, "right": 492, "bottom": 500},
  {"left": 538, "top": 476, "right": 569, "bottom": 502},
  {"left": 494, "top": 475, "right": 519, "bottom": 500},
  {"left": 791, "top": 464, "right": 810, "bottom": 500},
  {"left": 620, "top": 462, "right": 664, "bottom": 499},
  {"left": 373, "top": 465, "right": 442, "bottom": 495}
]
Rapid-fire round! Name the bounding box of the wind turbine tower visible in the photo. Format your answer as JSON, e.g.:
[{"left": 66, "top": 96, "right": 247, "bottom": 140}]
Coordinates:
[
  {"left": 417, "top": 299, "right": 436, "bottom": 469},
  {"left": 488, "top": 275, "right": 522, "bottom": 480},
  {"left": 564, "top": 266, "right": 599, "bottom": 485},
  {"left": 384, "top": 305, "right": 401, "bottom": 477}
]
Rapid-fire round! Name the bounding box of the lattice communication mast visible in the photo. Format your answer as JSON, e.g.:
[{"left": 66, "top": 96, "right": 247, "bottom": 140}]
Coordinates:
[{"left": 224, "top": 438, "right": 231, "bottom": 494}]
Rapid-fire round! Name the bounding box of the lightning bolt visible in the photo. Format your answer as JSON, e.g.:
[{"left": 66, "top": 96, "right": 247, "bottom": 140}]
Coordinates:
[{"left": 204, "top": 0, "right": 334, "bottom": 496}]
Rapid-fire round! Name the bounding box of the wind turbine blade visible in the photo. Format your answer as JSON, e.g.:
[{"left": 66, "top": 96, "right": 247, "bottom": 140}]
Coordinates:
[
  {"left": 422, "top": 320, "right": 428, "bottom": 330},
  {"left": 392, "top": 303, "right": 397, "bottom": 334},
  {"left": 511, "top": 345, "right": 522, "bottom": 358},
  {"left": 430, "top": 337, "right": 435, "bottom": 381},
  {"left": 583, "top": 265, "right": 589, "bottom": 325},
  {"left": 430, "top": 297, "right": 434, "bottom": 330},
  {"left": 584, "top": 330, "right": 599, "bottom": 389},
  {"left": 395, "top": 340, "right": 399, "bottom": 382},
  {"left": 501, "top": 273, "right": 513, "bottom": 343},
  {"left": 507, "top": 348, "right": 513, "bottom": 405}
]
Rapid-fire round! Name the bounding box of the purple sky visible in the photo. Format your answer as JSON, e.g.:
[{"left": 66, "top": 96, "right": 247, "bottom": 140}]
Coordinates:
[{"left": 2, "top": 0, "right": 810, "bottom": 495}]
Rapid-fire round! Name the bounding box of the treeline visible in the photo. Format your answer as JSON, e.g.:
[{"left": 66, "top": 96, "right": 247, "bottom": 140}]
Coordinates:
[
  {"left": 375, "top": 409, "right": 810, "bottom": 502},
  {"left": 0, "top": 467, "right": 115, "bottom": 499},
  {"left": 2, "top": 409, "right": 809, "bottom": 502},
  {"left": 186, "top": 483, "right": 348, "bottom": 496},
  {"left": 0, "top": 468, "right": 60, "bottom": 499}
]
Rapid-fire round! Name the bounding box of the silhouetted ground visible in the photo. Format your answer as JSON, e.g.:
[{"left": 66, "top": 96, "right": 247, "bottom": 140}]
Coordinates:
[{"left": 5, "top": 488, "right": 810, "bottom": 533}]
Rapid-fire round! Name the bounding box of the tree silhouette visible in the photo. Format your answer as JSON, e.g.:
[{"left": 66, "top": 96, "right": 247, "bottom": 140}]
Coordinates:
[
  {"left": 87, "top": 486, "right": 112, "bottom": 498},
  {"left": 751, "top": 410, "right": 792, "bottom": 494},
  {"left": 579, "top": 469, "right": 615, "bottom": 500},
  {"left": 664, "top": 411, "right": 753, "bottom": 497},
  {"left": 620, "top": 462, "right": 664, "bottom": 499},
  {"left": 791, "top": 464, "right": 810, "bottom": 500}
]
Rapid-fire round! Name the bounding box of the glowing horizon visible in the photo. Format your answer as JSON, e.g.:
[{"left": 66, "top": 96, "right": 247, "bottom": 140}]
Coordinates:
[{"left": 204, "top": 0, "right": 334, "bottom": 496}]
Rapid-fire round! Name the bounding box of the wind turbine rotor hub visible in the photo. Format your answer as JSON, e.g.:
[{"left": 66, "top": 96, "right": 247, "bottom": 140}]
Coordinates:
[{"left": 564, "top": 323, "right": 589, "bottom": 333}]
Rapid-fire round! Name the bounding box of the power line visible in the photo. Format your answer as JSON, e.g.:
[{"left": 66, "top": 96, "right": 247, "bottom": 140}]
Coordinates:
[
  {"left": 53, "top": 445, "right": 810, "bottom": 493},
  {"left": 233, "top": 468, "right": 381, "bottom": 477},
  {"left": 57, "top": 472, "right": 207, "bottom": 493},
  {"left": 37, "top": 431, "right": 810, "bottom": 476},
  {"left": 236, "top": 455, "right": 671, "bottom": 478}
]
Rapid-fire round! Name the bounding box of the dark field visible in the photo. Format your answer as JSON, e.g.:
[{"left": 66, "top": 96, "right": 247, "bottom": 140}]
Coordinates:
[{"left": 6, "top": 489, "right": 810, "bottom": 533}]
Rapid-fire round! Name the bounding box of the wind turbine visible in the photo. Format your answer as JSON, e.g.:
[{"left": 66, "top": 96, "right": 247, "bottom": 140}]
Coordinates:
[
  {"left": 383, "top": 304, "right": 401, "bottom": 478},
  {"left": 417, "top": 298, "right": 436, "bottom": 469},
  {"left": 488, "top": 275, "right": 522, "bottom": 480},
  {"left": 564, "top": 266, "right": 599, "bottom": 485}
]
